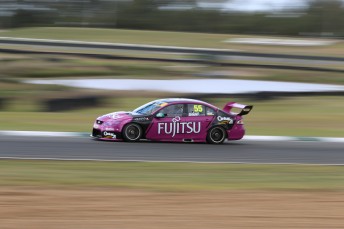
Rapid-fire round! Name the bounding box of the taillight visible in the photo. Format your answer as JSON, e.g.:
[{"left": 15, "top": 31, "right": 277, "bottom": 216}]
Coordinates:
[{"left": 237, "top": 120, "right": 244, "bottom": 125}]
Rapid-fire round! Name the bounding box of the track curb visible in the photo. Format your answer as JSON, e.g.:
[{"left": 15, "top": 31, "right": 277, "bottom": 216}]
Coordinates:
[{"left": 0, "top": 131, "right": 343, "bottom": 143}]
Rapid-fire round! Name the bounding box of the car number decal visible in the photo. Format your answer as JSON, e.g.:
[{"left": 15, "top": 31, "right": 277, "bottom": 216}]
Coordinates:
[{"left": 193, "top": 105, "right": 203, "bottom": 113}]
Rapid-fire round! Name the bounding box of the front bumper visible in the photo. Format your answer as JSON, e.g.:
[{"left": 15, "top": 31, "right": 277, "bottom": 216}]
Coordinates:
[{"left": 91, "top": 128, "right": 123, "bottom": 141}]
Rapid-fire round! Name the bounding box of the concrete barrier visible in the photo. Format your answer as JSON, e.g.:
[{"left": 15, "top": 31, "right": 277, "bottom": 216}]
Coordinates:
[
  {"left": 0, "top": 98, "right": 5, "bottom": 110},
  {"left": 44, "top": 96, "right": 104, "bottom": 112}
]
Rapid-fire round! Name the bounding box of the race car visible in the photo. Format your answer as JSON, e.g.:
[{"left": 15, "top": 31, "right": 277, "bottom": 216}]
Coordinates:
[{"left": 91, "top": 98, "right": 253, "bottom": 144}]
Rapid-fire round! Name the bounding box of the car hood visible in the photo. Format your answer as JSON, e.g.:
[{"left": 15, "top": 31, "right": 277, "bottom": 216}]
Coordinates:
[
  {"left": 97, "top": 111, "right": 145, "bottom": 122},
  {"left": 97, "top": 111, "right": 133, "bottom": 122}
]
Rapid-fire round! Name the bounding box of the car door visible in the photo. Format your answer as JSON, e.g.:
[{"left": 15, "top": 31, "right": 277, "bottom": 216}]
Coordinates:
[
  {"left": 182, "top": 104, "right": 216, "bottom": 141},
  {"left": 145, "top": 103, "right": 186, "bottom": 141}
]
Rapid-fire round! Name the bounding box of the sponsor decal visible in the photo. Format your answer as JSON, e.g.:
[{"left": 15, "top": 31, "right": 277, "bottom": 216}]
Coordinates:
[
  {"left": 188, "top": 112, "right": 199, "bottom": 116},
  {"left": 103, "top": 131, "right": 116, "bottom": 139},
  {"left": 105, "top": 128, "right": 115, "bottom": 131},
  {"left": 133, "top": 117, "right": 149, "bottom": 121},
  {"left": 93, "top": 124, "right": 99, "bottom": 129},
  {"left": 159, "top": 102, "right": 168, "bottom": 107},
  {"left": 217, "top": 116, "right": 233, "bottom": 124},
  {"left": 103, "top": 112, "right": 126, "bottom": 119},
  {"left": 158, "top": 116, "right": 201, "bottom": 138},
  {"left": 109, "top": 114, "right": 121, "bottom": 119}
]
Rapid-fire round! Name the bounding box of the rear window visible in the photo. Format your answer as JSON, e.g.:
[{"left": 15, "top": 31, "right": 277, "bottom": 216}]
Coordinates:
[{"left": 206, "top": 106, "right": 215, "bottom": 116}]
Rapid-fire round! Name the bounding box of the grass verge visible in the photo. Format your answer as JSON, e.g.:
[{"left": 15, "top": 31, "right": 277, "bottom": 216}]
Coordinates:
[
  {"left": 2, "top": 27, "right": 344, "bottom": 57},
  {"left": 1, "top": 160, "right": 344, "bottom": 191}
]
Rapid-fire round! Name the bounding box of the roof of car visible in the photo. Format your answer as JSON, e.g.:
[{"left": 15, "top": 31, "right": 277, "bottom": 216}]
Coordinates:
[{"left": 154, "top": 98, "right": 218, "bottom": 109}]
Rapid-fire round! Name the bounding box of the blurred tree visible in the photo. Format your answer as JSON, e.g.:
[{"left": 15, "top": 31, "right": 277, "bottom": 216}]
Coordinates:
[
  {"left": 1, "top": 0, "right": 343, "bottom": 37},
  {"left": 11, "top": 9, "right": 57, "bottom": 27},
  {"left": 117, "top": 0, "right": 170, "bottom": 29},
  {"left": 304, "top": 0, "right": 344, "bottom": 36}
]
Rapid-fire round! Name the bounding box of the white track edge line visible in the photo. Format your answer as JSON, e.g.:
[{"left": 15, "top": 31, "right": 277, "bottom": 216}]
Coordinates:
[{"left": 0, "top": 157, "right": 343, "bottom": 166}]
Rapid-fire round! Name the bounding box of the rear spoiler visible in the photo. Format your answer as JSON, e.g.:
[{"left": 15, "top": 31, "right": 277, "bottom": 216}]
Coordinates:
[{"left": 223, "top": 102, "right": 253, "bottom": 116}]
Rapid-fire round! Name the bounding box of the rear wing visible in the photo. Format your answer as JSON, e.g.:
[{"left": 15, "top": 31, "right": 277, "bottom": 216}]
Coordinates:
[{"left": 223, "top": 102, "right": 253, "bottom": 116}]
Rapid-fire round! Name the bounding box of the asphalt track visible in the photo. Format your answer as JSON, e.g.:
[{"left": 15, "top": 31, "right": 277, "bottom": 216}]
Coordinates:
[{"left": 0, "top": 135, "right": 343, "bottom": 165}]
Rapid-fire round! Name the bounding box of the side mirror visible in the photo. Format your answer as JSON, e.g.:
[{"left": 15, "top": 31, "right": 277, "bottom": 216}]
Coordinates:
[{"left": 156, "top": 113, "right": 165, "bottom": 118}]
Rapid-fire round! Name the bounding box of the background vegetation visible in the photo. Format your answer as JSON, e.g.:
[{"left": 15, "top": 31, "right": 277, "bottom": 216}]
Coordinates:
[{"left": 1, "top": 0, "right": 344, "bottom": 37}]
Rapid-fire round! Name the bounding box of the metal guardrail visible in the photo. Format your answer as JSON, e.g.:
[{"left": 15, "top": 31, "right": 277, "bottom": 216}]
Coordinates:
[
  {"left": 1, "top": 48, "right": 343, "bottom": 74},
  {"left": 0, "top": 37, "right": 344, "bottom": 62}
]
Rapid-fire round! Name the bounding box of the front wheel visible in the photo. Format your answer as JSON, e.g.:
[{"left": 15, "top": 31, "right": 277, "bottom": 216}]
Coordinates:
[
  {"left": 122, "top": 123, "right": 142, "bottom": 142},
  {"left": 206, "top": 126, "right": 226, "bottom": 144}
]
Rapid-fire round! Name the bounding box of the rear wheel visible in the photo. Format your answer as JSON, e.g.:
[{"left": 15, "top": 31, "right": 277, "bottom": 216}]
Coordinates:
[
  {"left": 206, "top": 126, "right": 226, "bottom": 144},
  {"left": 122, "top": 123, "right": 142, "bottom": 142}
]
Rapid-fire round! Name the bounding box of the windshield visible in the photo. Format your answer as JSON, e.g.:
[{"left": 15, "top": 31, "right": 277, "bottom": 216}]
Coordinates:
[{"left": 133, "top": 100, "right": 168, "bottom": 115}]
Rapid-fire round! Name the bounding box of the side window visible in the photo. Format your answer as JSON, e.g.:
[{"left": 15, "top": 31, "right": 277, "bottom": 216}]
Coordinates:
[
  {"left": 187, "top": 104, "right": 205, "bottom": 117},
  {"left": 206, "top": 106, "right": 216, "bottom": 116},
  {"left": 218, "top": 110, "right": 228, "bottom": 117},
  {"left": 159, "top": 104, "right": 184, "bottom": 117}
]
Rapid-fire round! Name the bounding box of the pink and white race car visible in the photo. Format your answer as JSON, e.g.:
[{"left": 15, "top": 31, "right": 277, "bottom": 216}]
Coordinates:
[{"left": 91, "top": 98, "right": 253, "bottom": 144}]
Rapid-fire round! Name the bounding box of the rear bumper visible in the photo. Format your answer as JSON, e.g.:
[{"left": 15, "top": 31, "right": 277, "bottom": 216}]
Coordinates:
[{"left": 227, "top": 125, "right": 245, "bottom": 140}]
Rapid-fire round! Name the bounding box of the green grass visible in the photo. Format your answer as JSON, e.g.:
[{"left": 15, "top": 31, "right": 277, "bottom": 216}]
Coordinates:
[
  {"left": 1, "top": 160, "right": 344, "bottom": 191},
  {"left": 1, "top": 53, "right": 343, "bottom": 86},
  {"left": 1, "top": 27, "right": 344, "bottom": 57},
  {"left": 1, "top": 96, "right": 343, "bottom": 137},
  {"left": 0, "top": 56, "right": 185, "bottom": 79}
]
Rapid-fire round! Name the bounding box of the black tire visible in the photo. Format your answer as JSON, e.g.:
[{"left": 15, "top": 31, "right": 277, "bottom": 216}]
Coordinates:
[
  {"left": 122, "top": 123, "right": 142, "bottom": 142},
  {"left": 206, "top": 126, "right": 226, "bottom": 144}
]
